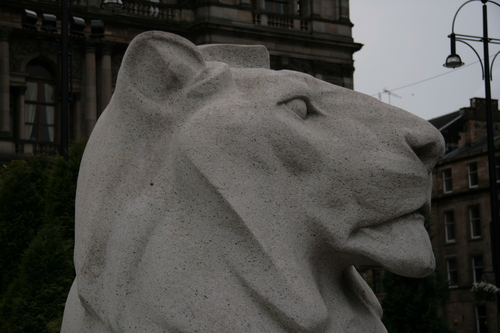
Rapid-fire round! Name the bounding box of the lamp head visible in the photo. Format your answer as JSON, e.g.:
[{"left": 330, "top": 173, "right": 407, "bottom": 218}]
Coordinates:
[
  {"left": 41, "top": 13, "right": 57, "bottom": 33},
  {"left": 70, "top": 16, "right": 86, "bottom": 37},
  {"left": 90, "top": 20, "right": 105, "bottom": 38},
  {"left": 22, "top": 9, "right": 38, "bottom": 30},
  {"left": 444, "top": 54, "right": 464, "bottom": 68},
  {"left": 101, "top": 0, "right": 124, "bottom": 10}
]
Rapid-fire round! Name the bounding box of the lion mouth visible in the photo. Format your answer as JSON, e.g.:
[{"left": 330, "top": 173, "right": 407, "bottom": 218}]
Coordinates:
[
  {"left": 346, "top": 205, "right": 434, "bottom": 278},
  {"left": 357, "top": 211, "right": 425, "bottom": 241}
]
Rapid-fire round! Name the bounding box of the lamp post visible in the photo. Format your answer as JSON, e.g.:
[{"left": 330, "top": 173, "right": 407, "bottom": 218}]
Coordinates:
[
  {"left": 444, "top": 0, "right": 500, "bottom": 297},
  {"left": 22, "top": 1, "right": 120, "bottom": 157},
  {"left": 60, "top": 0, "right": 70, "bottom": 158},
  {"left": 58, "top": 0, "right": 123, "bottom": 157}
]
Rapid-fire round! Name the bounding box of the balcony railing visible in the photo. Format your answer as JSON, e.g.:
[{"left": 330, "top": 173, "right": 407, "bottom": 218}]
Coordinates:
[
  {"left": 252, "top": 12, "right": 309, "bottom": 31},
  {"left": 13, "top": 141, "right": 59, "bottom": 156},
  {"left": 25, "top": 1, "right": 311, "bottom": 30},
  {"left": 122, "top": 1, "right": 176, "bottom": 20}
]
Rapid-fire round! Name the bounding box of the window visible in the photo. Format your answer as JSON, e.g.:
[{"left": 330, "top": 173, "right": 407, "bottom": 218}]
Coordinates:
[
  {"left": 296, "top": 0, "right": 307, "bottom": 16},
  {"left": 443, "top": 168, "right": 452, "bottom": 193},
  {"left": 447, "top": 258, "right": 458, "bottom": 287},
  {"left": 468, "top": 162, "right": 478, "bottom": 187},
  {"left": 444, "top": 211, "right": 455, "bottom": 242},
  {"left": 265, "top": 0, "right": 289, "bottom": 14},
  {"left": 469, "top": 206, "right": 481, "bottom": 238},
  {"left": 24, "top": 60, "right": 56, "bottom": 143},
  {"left": 473, "top": 256, "right": 483, "bottom": 283},
  {"left": 476, "top": 305, "right": 488, "bottom": 333}
]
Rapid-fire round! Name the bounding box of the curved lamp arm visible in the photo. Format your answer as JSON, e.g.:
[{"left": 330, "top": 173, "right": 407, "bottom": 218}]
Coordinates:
[
  {"left": 457, "top": 40, "right": 486, "bottom": 78},
  {"left": 451, "top": 0, "right": 476, "bottom": 34},
  {"left": 486, "top": 0, "right": 500, "bottom": 7},
  {"left": 485, "top": 0, "right": 500, "bottom": 80},
  {"left": 448, "top": 0, "right": 500, "bottom": 79},
  {"left": 491, "top": 50, "right": 500, "bottom": 80},
  {"left": 452, "top": 0, "right": 500, "bottom": 33}
]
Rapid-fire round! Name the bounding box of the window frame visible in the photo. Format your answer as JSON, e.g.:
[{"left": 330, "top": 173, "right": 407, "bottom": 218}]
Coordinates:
[
  {"left": 476, "top": 305, "right": 488, "bottom": 333},
  {"left": 444, "top": 210, "right": 456, "bottom": 242},
  {"left": 468, "top": 162, "right": 479, "bottom": 188},
  {"left": 469, "top": 205, "right": 481, "bottom": 239},
  {"left": 447, "top": 258, "right": 458, "bottom": 287},
  {"left": 442, "top": 168, "right": 453, "bottom": 193},
  {"left": 472, "top": 255, "right": 484, "bottom": 283},
  {"left": 24, "top": 60, "right": 57, "bottom": 143}
]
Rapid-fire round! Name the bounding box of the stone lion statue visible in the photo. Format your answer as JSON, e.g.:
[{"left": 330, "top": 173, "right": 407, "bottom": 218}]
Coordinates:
[{"left": 61, "top": 31, "right": 444, "bottom": 332}]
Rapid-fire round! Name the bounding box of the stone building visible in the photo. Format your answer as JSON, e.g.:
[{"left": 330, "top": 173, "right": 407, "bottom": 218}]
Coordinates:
[
  {"left": 430, "top": 97, "right": 500, "bottom": 333},
  {"left": 0, "top": 0, "right": 361, "bottom": 163}
]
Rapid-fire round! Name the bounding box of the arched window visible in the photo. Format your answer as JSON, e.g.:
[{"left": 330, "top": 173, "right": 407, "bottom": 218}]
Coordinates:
[{"left": 24, "top": 59, "right": 56, "bottom": 143}]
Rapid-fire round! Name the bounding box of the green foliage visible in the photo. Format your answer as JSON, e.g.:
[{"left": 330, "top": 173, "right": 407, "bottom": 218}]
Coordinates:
[
  {"left": 0, "top": 226, "right": 74, "bottom": 333},
  {"left": 0, "top": 141, "right": 85, "bottom": 333},
  {"left": 0, "top": 156, "right": 52, "bottom": 294},
  {"left": 44, "top": 141, "right": 86, "bottom": 237},
  {"left": 381, "top": 266, "right": 454, "bottom": 333}
]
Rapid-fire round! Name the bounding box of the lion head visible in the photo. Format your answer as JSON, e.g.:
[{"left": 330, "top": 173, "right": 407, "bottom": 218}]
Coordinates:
[{"left": 62, "top": 31, "right": 444, "bottom": 332}]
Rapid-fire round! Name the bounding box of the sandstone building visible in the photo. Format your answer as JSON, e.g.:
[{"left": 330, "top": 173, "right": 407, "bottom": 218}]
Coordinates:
[
  {"left": 0, "top": 0, "right": 361, "bottom": 163},
  {"left": 430, "top": 97, "right": 500, "bottom": 333}
]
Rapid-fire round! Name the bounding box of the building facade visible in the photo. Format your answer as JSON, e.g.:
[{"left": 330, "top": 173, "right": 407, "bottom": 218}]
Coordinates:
[
  {"left": 430, "top": 97, "right": 500, "bottom": 333},
  {"left": 0, "top": 0, "right": 361, "bottom": 163}
]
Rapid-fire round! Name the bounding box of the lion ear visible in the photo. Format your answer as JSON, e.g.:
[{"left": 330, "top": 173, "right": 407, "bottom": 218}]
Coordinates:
[
  {"left": 117, "top": 31, "right": 206, "bottom": 99},
  {"left": 198, "top": 44, "right": 270, "bottom": 69}
]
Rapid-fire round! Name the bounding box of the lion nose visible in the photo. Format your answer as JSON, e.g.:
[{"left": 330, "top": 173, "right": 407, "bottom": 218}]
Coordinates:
[{"left": 405, "top": 122, "right": 445, "bottom": 174}]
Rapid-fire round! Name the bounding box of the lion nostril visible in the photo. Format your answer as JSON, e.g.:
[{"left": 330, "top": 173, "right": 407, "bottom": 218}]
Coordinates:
[
  {"left": 414, "top": 143, "right": 439, "bottom": 172},
  {"left": 407, "top": 129, "right": 445, "bottom": 174}
]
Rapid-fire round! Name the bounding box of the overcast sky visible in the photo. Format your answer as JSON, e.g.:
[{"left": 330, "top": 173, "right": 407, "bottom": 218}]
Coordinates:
[{"left": 350, "top": 0, "right": 500, "bottom": 121}]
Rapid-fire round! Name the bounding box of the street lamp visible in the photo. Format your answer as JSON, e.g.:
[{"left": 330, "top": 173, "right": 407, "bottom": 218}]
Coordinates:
[
  {"left": 22, "top": 2, "right": 119, "bottom": 157},
  {"left": 60, "top": 0, "right": 122, "bottom": 158},
  {"left": 58, "top": 0, "right": 122, "bottom": 157},
  {"left": 444, "top": 0, "right": 500, "bottom": 295},
  {"left": 101, "top": 0, "right": 124, "bottom": 10}
]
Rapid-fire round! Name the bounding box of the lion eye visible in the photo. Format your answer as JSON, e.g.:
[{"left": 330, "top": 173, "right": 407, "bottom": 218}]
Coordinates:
[{"left": 281, "top": 98, "right": 310, "bottom": 119}]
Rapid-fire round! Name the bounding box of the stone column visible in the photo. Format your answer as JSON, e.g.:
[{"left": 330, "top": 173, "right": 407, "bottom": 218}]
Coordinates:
[
  {"left": 73, "top": 94, "right": 84, "bottom": 141},
  {"left": 100, "top": 42, "right": 113, "bottom": 113},
  {"left": 0, "top": 28, "right": 12, "bottom": 136},
  {"left": 84, "top": 45, "right": 97, "bottom": 137},
  {"left": 18, "top": 86, "right": 26, "bottom": 140}
]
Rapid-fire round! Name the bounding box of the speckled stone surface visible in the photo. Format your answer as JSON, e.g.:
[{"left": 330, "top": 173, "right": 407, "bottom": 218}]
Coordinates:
[{"left": 61, "top": 31, "right": 444, "bottom": 332}]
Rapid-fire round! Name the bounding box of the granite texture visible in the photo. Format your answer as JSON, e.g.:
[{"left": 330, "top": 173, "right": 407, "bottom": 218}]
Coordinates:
[{"left": 61, "top": 31, "right": 444, "bottom": 332}]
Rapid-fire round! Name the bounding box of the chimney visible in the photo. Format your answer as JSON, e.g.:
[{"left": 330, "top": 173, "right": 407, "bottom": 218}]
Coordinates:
[{"left": 457, "top": 98, "right": 500, "bottom": 146}]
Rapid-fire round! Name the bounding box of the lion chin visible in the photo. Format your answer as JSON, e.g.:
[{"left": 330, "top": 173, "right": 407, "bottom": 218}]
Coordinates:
[{"left": 61, "top": 31, "right": 444, "bottom": 332}]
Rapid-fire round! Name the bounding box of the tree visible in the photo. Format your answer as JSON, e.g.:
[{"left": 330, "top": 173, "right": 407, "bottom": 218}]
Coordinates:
[
  {"left": 0, "top": 141, "right": 85, "bottom": 333},
  {"left": 0, "top": 225, "right": 74, "bottom": 332},
  {"left": 381, "top": 268, "right": 454, "bottom": 333},
  {"left": 0, "top": 156, "right": 51, "bottom": 295}
]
